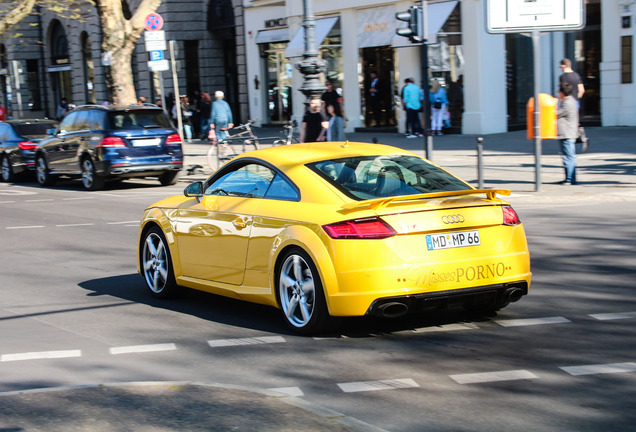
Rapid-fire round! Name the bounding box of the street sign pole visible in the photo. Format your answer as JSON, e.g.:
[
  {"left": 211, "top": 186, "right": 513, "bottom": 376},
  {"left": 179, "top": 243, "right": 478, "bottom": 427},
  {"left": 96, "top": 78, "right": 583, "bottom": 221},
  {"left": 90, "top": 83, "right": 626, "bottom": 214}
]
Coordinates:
[
  {"left": 532, "top": 30, "right": 542, "bottom": 192},
  {"left": 169, "top": 40, "right": 183, "bottom": 142}
]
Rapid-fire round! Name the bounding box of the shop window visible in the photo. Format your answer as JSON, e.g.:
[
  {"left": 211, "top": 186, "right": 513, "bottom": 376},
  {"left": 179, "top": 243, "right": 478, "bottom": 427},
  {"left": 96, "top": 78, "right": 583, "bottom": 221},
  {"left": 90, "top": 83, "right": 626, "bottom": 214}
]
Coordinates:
[
  {"left": 622, "top": 36, "right": 632, "bottom": 84},
  {"left": 263, "top": 42, "right": 292, "bottom": 123}
]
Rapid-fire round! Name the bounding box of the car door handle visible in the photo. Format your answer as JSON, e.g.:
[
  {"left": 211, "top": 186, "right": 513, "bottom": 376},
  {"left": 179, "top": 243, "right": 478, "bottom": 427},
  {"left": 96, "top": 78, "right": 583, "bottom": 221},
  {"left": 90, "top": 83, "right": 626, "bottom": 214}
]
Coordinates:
[{"left": 232, "top": 218, "right": 247, "bottom": 230}]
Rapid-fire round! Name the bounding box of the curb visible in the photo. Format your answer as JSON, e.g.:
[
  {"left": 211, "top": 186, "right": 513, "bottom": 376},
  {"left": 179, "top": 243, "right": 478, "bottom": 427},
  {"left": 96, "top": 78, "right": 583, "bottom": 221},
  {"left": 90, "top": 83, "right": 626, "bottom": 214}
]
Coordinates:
[{"left": 0, "top": 381, "right": 390, "bottom": 432}]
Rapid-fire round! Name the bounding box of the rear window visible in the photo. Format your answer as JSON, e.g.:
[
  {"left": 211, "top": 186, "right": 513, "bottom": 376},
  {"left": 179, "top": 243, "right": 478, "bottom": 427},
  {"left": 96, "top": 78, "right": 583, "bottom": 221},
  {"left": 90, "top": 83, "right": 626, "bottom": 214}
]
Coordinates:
[
  {"left": 13, "top": 123, "right": 56, "bottom": 137},
  {"left": 307, "top": 155, "right": 471, "bottom": 200},
  {"left": 108, "top": 110, "right": 173, "bottom": 130}
]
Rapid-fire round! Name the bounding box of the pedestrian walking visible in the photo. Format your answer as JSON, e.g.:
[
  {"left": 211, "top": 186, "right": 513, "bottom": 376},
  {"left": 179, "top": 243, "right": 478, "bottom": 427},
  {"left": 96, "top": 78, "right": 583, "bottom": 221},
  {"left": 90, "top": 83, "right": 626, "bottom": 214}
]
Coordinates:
[
  {"left": 56, "top": 97, "right": 68, "bottom": 121},
  {"left": 559, "top": 58, "right": 585, "bottom": 105},
  {"left": 172, "top": 95, "right": 193, "bottom": 141},
  {"left": 402, "top": 78, "right": 423, "bottom": 138},
  {"left": 198, "top": 92, "right": 212, "bottom": 140},
  {"left": 557, "top": 82, "right": 579, "bottom": 185},
  {"left": 210, "top": 91, "right": 234, "bottom": 141},
  {"left": 0, "top": 101, "right": 6, "bottom": 121},
  {"left": 326, "top": 103, "right": 346, "bottom": 141},
  {"left": 430, "top": 79, "right": 448, "bottom": 136},
  {"left": 366, "top": 71, "right": 383, "bottom": 127},
  {"left": 321, "top": 81, "right": 341, "bottom": 115},
  {"left": 300, "top": 97, "right": 329, "bottom": 143}
]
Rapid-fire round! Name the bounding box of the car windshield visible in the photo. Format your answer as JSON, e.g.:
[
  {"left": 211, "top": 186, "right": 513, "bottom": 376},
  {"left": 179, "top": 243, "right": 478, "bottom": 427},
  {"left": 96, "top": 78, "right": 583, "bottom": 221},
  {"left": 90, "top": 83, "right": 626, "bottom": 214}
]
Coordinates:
[
  {"left": 13, "top": 123, "right": 55, "bottom": 137},
  {"left": 108, "top": 110, "right": 173, "bottom": 130},
  {"left": 307, "top": 154, "right": 471, "bottom": 200}
]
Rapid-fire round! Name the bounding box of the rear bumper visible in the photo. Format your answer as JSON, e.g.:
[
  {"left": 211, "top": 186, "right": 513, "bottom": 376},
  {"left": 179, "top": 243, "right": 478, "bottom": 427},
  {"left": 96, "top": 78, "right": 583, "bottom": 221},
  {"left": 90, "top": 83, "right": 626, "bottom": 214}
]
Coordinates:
[
  {"left": 365, "top": 281, "right": 529, "bottom": 318},
  {"left": 108, "top": 163, "right": 182, "bottom": 176}
]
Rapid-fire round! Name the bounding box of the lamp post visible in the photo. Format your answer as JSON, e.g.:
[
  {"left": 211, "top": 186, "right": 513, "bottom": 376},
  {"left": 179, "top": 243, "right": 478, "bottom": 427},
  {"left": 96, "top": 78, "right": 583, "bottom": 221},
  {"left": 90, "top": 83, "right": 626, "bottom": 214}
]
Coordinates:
[{"left": 296, "top": 0, "right": 326, "bottom": 103}]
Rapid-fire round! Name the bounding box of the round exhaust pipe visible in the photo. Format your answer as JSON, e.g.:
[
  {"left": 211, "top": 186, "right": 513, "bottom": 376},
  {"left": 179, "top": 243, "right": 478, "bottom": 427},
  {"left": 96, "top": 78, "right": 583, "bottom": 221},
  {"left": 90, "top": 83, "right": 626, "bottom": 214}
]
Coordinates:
[
  {"left": 503, "top": 287, "right": 524, "bottom": 303},
  {"left": 377, "top": 302, "right": 409, "bottom": 318}
]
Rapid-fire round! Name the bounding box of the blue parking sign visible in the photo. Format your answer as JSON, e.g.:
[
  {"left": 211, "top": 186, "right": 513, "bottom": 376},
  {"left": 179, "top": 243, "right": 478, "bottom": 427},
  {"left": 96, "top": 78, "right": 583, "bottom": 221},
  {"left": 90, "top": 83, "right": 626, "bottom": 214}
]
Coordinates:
[{"left": 150, "top": 50, "right": 164, "bottom": 61}]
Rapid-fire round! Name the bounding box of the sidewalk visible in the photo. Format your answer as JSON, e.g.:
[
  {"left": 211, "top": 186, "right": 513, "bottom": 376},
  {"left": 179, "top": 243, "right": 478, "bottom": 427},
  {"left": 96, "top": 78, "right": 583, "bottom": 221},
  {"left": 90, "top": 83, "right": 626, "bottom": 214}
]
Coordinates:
[{"left": 180, "top": 126, "right": 636, "bottom": 202}]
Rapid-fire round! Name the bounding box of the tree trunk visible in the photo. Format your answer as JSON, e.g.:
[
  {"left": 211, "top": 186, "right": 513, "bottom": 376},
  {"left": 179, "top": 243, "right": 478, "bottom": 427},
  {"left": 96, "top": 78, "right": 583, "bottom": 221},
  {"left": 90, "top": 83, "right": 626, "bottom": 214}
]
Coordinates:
[{"left": 96, "top": 0, "right": 162, "bottom": 105}]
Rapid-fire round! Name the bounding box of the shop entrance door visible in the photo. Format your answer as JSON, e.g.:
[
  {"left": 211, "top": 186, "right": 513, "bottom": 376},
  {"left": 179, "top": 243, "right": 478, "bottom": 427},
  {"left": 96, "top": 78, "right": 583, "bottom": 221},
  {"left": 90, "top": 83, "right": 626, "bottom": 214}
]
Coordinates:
[
  {"left": 264, "top": 43, "right": 292, "bottom": 124},
  {"left": 360, "top": 46, "right": 396, "bottom": 128}
]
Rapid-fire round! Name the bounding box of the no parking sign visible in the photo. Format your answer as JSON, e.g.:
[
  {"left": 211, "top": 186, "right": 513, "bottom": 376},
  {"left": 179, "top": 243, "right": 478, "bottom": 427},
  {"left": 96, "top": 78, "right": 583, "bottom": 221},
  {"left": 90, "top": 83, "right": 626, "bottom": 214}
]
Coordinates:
[{"left": 145, "top": 13, "right": 164, "bottom": 31}]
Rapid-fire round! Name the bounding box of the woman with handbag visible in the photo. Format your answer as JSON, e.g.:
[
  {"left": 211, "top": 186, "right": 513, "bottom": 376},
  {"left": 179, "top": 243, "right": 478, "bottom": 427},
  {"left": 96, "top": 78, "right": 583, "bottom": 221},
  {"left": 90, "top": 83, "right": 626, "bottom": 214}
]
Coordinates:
[{"left": 430, "top": 79, "right": 448, "bottom": 136}]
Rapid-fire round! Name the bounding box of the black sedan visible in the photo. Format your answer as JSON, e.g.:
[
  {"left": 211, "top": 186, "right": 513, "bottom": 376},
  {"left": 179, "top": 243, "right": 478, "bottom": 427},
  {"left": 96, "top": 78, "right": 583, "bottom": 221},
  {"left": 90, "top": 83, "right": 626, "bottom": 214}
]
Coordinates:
[{"left": 0, "top": 119, "right": 58, "bottom": 182}]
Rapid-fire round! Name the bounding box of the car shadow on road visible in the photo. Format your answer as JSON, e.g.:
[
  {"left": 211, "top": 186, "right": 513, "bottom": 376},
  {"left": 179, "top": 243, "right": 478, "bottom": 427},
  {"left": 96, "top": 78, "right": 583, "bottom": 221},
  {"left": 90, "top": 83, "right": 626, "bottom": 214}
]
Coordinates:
[
  {"left": 78, "top": 273, "right": 499, "bottom": 338},
  {"left": 78, "top": 273, "right": 292, "bottom": 335}
]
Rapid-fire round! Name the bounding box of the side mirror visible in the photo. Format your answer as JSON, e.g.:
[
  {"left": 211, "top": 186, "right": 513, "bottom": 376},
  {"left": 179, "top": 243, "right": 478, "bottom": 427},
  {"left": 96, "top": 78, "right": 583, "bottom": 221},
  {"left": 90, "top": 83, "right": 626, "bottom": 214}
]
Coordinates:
[{"left": 184, "top": 181, "right": 203, "bottom": 197}]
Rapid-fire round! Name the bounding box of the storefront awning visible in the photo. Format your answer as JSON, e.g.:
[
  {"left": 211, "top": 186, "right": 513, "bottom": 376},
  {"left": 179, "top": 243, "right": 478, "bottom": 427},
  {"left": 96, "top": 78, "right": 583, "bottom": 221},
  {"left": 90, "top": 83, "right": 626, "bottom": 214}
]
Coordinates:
[
  {"left": 392, "top": 0, "right": 458, "bottom": 47},
  {"left": 285, "top": 16, "right": 339, "bottom": 58},
  {"left": 255, "top": 28, "right": 289, "bottom": 45}
]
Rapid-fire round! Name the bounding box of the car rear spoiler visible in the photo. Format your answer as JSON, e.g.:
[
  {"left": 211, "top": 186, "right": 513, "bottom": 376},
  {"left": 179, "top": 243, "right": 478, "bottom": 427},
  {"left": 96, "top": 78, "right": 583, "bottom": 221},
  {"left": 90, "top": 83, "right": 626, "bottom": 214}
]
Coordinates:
[{"left": 340, "top": 189, "right": 511, "bottom": 211}]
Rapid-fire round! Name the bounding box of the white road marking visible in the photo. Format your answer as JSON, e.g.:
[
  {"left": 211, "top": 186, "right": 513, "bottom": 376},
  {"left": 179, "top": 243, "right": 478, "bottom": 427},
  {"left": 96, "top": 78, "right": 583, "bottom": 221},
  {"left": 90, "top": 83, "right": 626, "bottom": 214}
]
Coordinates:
[
  {"left": 450, "top": 369, "right": 538, "bottom": 384},
  {"left": 55, "top": 223, "right": 95, "bottom": 227},
  {"left": 107, "top": 221, "right": 139, "bottom": 225},
  {"left": 0, "top": 201, "right": 15, "bottom": 204},
  {"left": 208, "top": 336, "right": 286, "bottom": 348},
  {"left": 412, "top": 323, "right": 479, "bottom": 333},
  {"left": 110, "top": 343, "right": 177, "bottom": 355},
  {"left": 337, "top": 378, "right": 419, "bottom": 393},
  {"left": 1, "top": 350, "right": 82, "bottom": 362},
  {"left": 560, "top": 362, "right": 636, "bottom": 376},
  {"left": 269, "top": 387, "right": 305, "bottom": 397},
  {"left": 495, "top": 316, "right": 571, "bottom": 327},
  {"left": 589, "top": 312, "right": 636, "bottom": 321},
  {"left": 25, "top": 199, "right": 54, "bottom": 202},
  {"left": 62, "top": 197, "right": 95, "bottom": 201},
  {"left": 5, "top": 225, "right": 45, "bottom": 230}
]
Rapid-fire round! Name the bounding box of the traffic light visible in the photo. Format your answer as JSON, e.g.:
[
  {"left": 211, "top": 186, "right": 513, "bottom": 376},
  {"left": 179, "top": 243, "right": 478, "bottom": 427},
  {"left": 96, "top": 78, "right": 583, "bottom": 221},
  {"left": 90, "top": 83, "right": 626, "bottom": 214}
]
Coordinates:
[{"left": 395, "top": 6, "right": 423, "bottom": 43}]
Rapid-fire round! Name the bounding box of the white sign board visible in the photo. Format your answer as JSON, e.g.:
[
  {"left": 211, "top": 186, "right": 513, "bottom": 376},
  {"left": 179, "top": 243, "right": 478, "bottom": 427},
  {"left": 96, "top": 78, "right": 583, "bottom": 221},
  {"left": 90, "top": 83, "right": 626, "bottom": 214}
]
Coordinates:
[
  {"left": 148, "top": 60, "right": 169, "bottom": 72},
  {"left": 487, "top": 0, "right": 585, "bottom": 33},
  {"left": 144, "top": 30, "right": 167, "bottom": 51}
]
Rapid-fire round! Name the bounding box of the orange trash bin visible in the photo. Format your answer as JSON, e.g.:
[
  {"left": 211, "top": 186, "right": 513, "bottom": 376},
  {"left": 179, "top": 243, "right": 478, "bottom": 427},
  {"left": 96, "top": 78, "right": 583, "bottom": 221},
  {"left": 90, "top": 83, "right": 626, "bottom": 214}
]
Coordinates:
[{"left": 527, "top": 93, "right": 557, "bottom": 140}]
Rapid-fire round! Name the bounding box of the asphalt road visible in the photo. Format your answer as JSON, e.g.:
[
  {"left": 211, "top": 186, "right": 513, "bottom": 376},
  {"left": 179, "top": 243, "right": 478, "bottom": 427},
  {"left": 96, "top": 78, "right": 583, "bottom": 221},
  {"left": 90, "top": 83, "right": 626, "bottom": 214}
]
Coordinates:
[{"left": 1, "top": 178, "right": 635, "bottom": 431}]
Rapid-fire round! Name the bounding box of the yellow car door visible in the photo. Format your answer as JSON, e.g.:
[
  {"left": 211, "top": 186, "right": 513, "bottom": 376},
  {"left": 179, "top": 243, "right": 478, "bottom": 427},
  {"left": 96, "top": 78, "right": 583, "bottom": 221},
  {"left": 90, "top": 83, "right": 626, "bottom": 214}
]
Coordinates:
[
  {"left": 176, "top": 163, "right": 275, "bottom": 285},
  {"left": 176, "top": 195, "right": 259, "bottom": 285}
]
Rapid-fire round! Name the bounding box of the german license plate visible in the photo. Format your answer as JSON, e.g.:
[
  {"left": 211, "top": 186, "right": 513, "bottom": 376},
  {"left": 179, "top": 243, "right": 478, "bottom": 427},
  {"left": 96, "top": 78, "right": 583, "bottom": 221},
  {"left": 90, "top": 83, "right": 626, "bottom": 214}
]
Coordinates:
[
  {"left": 426, "top": 230, "right": 480, "bottom": 250},
  {"left": 132, "top": 138, "right": 161, "bottom": 147}
]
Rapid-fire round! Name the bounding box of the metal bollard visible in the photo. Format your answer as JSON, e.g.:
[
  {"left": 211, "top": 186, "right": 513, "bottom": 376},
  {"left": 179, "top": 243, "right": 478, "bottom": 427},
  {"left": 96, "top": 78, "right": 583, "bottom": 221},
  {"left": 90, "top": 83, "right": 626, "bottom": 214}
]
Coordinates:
[{"left": 476, "top": 137, "right": 484, "bottom": 189}]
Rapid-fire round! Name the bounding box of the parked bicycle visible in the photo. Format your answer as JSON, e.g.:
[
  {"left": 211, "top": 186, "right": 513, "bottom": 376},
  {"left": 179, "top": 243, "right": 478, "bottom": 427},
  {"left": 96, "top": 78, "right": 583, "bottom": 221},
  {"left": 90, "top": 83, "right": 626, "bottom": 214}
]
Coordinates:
[
  {"left": 206, "top": 119, "right": 279, "bottom": 170},
  {"left": 272, "top": 120, "right": 300, "bottom": 146}
]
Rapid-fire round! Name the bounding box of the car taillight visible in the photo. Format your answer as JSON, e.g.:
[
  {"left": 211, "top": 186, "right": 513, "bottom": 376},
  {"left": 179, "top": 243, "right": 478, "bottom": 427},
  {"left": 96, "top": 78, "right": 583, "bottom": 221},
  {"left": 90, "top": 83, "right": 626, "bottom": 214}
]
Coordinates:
[
  {"left": 166, "top": 134, "right": 182, "bottom": 145},
  {"left": 323, "top": 217, "right": 397, "bottom": 239},
  {"left": 502, "top": 205, "right": 521, "bottom": 226},
  {"left": 18, "top": 141, "right": 37, "bottom": 150},
  {"left": 98, "top": 137, "right": 126, "bottom": 148}
]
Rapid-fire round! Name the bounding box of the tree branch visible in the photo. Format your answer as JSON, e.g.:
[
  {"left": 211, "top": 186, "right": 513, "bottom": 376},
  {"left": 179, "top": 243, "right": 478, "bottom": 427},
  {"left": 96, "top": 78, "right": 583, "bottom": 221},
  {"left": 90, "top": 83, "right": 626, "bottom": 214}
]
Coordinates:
[{"left": 0, "top": 0, "right": 37, "bottom": 37}]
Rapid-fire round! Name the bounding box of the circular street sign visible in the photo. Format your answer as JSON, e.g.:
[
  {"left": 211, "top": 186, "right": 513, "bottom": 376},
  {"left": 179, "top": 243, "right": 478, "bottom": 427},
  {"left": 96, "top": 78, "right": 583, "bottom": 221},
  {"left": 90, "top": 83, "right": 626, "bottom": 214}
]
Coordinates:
[{"left": 145, "top": 13, "right": 164, "bottom": 31}]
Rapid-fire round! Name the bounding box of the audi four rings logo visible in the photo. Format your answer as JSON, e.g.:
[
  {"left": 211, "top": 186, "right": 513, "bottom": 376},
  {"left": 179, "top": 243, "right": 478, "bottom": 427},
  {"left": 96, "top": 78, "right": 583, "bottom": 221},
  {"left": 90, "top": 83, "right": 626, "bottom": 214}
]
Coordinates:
[{"left": 442, "top": 214, "right": 465, "bottom": 224}]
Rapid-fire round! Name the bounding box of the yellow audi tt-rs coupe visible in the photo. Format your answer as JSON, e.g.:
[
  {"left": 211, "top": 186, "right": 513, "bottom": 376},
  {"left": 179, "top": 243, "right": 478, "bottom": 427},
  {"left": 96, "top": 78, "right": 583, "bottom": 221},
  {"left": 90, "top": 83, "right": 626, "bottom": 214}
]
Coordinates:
[{"left": 137, "top": 142, "right": 531, "bottom": 334}]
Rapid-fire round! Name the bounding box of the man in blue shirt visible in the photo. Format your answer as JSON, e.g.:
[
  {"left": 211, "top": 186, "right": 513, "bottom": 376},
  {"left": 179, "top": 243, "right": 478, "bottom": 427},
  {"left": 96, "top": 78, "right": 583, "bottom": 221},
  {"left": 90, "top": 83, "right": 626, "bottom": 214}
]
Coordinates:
[
  {"left": 210, "top": 91, "right": 234, "bottom": 141},
  {"left": 402, "top": 78, "right": 423, "bottom": 138}
]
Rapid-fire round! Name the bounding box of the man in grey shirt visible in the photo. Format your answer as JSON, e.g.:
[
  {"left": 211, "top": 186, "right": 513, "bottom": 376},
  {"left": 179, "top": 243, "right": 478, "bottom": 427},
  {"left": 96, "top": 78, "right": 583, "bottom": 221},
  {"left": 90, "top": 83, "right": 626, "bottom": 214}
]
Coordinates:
[{"left": 557, "top": 82, "right": 579, "bottom": 185}]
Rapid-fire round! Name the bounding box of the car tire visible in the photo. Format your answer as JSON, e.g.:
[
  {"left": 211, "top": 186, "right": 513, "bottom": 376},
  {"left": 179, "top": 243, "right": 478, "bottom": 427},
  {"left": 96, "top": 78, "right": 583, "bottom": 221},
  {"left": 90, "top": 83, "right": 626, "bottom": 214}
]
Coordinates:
[
  {"left": 35, "top": 155, "right": 56, "bottom": 186},
  {"left": 81, "top": 157, "right": 105, "bottom": 191},
  {"left": 1, "top": 154, "right": 16, "bottom": 182},
  {"left": 159, "top": 171, "right": 179, "bottom": 186},
  {"left": 140, "top": 226, "right": 181, "bottom": 299},
  {"left": 277, "top": 248, "right": 339, "bottom": 335}
]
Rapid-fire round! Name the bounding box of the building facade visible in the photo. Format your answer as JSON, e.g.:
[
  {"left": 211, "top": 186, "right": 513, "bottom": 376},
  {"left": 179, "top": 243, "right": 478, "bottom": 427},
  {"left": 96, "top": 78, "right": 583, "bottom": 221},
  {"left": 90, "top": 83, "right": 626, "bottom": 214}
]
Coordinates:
[
  {"left": 1, "top": 0, "right": 634, "bottom": 134},
  {"left": 244, "top": 0, "right": 634, "bottom": 134},
  {"left": 0, "top": 0, "right": 249, "bottom": 128}
]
